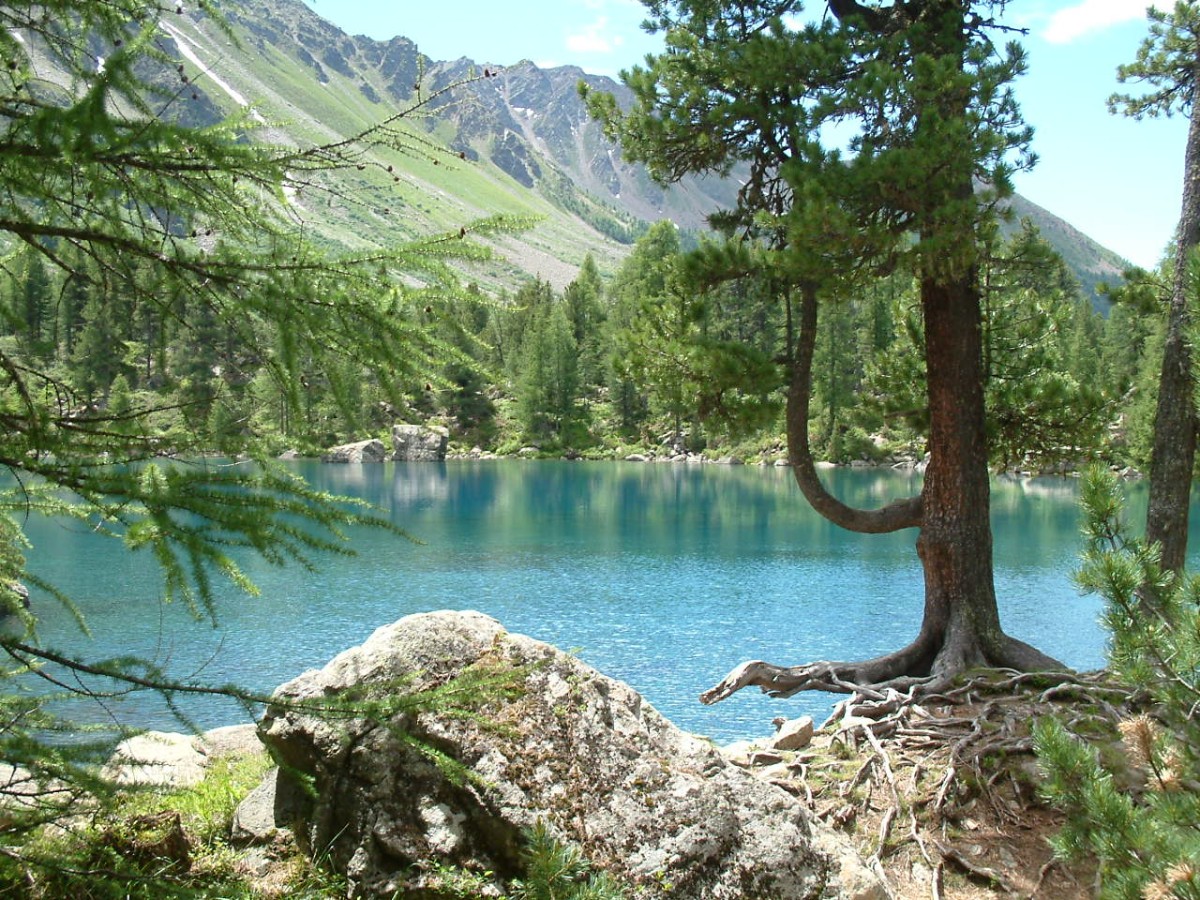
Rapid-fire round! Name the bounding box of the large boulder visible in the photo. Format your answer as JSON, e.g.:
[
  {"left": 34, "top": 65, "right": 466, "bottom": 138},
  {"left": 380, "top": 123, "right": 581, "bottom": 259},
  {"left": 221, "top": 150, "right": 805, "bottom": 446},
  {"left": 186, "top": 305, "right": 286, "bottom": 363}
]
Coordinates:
[
  {"left": 259, "top": 611, "right": 877, "bottom": 899},
  {"left": 322, "top": 438, "right": 387, "bottom": 463},
  {"left": 391, "top": 423, "right": 449, "bottom": 461}
]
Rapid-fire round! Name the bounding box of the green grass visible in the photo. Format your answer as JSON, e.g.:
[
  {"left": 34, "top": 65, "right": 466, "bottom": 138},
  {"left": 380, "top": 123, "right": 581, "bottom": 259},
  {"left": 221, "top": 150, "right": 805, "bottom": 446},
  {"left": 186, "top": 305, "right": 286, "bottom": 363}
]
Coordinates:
[{"left": 0, "top": 751, "right": 346, "bottom": 900}]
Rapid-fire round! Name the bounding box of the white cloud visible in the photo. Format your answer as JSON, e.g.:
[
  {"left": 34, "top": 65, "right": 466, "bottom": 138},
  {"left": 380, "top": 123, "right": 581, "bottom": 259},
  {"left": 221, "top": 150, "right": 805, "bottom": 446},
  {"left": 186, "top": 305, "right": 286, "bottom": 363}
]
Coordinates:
[
  {"left": 566, "top": 16, "right": 626, "bottom": 54},
  {"left": 1042, "top": 0, "right": 1150, "bottom": 44}
]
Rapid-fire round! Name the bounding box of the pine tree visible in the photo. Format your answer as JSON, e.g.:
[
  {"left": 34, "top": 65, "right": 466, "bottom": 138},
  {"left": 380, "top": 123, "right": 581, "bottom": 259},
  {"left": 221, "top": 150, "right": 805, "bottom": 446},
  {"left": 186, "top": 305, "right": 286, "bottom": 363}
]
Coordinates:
[
  {"left": 588, "top": 0, "right": 1061, "bottom": 706},
  {"left": 1111, "top": 1, "right": 1200, "bottom": 573},
  {"left": 516, "top": 300, "right": 581, "bottom": 443},
  {"left": 1036, "top": 467, "right": 1200, "bottom": 899},
  {"left": 432, "top": 285, "right": 497, "bottom": 445},
  {"left": 603, "top": 227, "right": 678, "bottom": 440},
  {"left": 980, "top": 225, "right": 1110, "bottom": 470},
  {"left": 812, "top": 299, "right": 862, "bottom": 462},
  {"left": 16, "top": 251, "right": 52, "bottom": 360},
  {"left": 563, "top": 254, "right": 608, "bottom": 393},
  {"left": 70, "top": 294, "right": 125, "bottom": 400},
  {"left": 0, "top": 0, "right": 514, "bottom": 852}
]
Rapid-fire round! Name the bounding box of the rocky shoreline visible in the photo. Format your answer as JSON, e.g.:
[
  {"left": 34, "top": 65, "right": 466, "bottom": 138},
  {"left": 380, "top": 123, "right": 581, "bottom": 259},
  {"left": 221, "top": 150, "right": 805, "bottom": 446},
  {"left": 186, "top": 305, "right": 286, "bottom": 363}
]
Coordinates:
[
  {"left": 32, "top": 608, "right": 1104, "bottom": 899},
  {"left": 311, "top": 420, "right": 1142, "bottom": 479}
]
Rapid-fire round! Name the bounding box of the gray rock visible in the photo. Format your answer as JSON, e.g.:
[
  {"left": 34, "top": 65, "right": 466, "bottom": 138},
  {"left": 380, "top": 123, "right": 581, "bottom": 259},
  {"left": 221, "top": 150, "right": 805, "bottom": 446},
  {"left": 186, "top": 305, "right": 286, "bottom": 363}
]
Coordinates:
[
  {"left": 103, "top": 732, "right": 208, "bottom": 789},
  {"left": 624, "top": 453, "right": 649, "bottom": 462},
  {"left": 0, "top": 764, "right": 73, "bottom": 814},
  {"left": 202, "top": 723, "right": 263, "bottom": 758},
  {"left": 392, "top": 424, "right": 449, "bottom": 461},
  {"left": 103, "top": 724, "right": 266, "bottom": 790},
  {"left": 718, "top": 739, "right": 763, "bottom": 768},
  {"left": 811, "top": 829, "right": 891, "bottom": 900},
  {"left": 322, "top": 439, "right": 387, "bottom": 463},
  {"left": 235, "top": 847, "right": 276, "bottom": 878},
  {"left": 260, "top": 611, "right": 877, "bottom": 899},
  {"left": 749, "top": 749, "right": 787, "bottom": 767},
  {"left": 232, "top": 768, "right": 289, "bottom": 845},
  {"left": 772, "top": 716, "right": 816, "bottom": 752}
]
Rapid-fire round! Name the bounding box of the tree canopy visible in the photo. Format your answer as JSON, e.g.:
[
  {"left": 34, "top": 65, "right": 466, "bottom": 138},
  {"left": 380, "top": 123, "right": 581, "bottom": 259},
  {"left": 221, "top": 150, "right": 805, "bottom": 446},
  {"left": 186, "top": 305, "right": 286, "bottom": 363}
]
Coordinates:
[{"left": 0, "top": 0, "right": 512, "bottom": 830}]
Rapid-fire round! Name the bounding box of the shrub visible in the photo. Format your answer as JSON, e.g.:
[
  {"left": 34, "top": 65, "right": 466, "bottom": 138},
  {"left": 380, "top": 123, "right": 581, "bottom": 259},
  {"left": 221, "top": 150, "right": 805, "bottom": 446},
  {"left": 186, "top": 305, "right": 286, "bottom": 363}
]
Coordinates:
[{"left": 1035, "top": 466, "right": 1200, "bottom": 899}]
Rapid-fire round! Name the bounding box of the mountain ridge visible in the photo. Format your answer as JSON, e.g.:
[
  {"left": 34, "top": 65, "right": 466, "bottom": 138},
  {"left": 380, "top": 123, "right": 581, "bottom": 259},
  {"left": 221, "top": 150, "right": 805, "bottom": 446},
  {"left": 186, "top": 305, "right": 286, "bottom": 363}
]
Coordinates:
[{"left": 167, "top": 0, "right": 1126, "bottom": 296}]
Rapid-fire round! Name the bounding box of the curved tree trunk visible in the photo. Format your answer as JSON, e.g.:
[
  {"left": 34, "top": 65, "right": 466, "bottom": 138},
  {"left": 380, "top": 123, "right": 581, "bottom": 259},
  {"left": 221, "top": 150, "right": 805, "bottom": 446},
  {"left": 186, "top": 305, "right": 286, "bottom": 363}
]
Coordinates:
[
  {"left": 1145, "top": 60, "right": 1200, "bottom": 575},
  {"left": 786, "top": 283, "right": 923, "bottom": 534},
  {"left": 700, "top": 0, "right": 1063, "bottom": 710},
  {"left": 701, "top": 268, "right": 1062, "bottom": 708}
]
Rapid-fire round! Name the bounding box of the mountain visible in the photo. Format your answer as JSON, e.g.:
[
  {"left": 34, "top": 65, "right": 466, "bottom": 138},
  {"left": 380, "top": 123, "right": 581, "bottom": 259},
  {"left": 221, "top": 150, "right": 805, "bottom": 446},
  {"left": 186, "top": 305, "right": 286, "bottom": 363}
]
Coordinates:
[
  {"left": 1004, "top": 194, "right": 1128, "bottom": 306},
  {"left": 163, "top": 0, "right": 1126, "bottom": 296}
]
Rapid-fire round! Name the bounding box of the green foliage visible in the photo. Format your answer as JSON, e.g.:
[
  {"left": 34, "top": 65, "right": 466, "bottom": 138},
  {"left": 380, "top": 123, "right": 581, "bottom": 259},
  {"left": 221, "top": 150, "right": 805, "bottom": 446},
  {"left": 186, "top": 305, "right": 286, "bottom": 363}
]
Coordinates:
[
  {"left": 564, "top": 255, "right": 608, "bottom": 393},
  {"left": 515, "top": 300, "right": 582, "bottom": 443},
  {"left": 578, "top": 0, "right": 1128, "bottom": 486},
  {"left": 0, "top": 0, "right": 530, "bottom": 878},
  {"left": 0, "top": 657, "right": 527, "bottom": 896},
  {"left": 509, "top": 822, "right": 627, "bottom": 900},
  {"left": 0, "top": 750, "right": 348, "bottom": 899},
  {"left": 859, "top": 225, "right": 1113, "bottom": 469},
  {"left": 1110, "top": 1, "right": 1200, "bottom": 119},
  {"left": 1036, "top": 466, "right": 1200, "bottom": 898},
  {"left": 0, "top": 754, "right": 230, "bottom": 896},
  {"left": 601, "top": 224, "right": 780, "bottom": 451}
]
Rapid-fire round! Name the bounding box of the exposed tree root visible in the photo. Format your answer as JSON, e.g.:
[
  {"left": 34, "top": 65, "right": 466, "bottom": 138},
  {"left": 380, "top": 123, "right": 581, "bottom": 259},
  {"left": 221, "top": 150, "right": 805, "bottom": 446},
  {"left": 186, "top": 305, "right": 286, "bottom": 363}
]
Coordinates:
[
  {"left": 701, "top": 628, "right": 1067, "bottom": 711},
  {"left": 733, "top": 668, "right": 1139, "bottom": 898},
  {"left": 701, "top": 658, "right": 936, "bottom": 705}
]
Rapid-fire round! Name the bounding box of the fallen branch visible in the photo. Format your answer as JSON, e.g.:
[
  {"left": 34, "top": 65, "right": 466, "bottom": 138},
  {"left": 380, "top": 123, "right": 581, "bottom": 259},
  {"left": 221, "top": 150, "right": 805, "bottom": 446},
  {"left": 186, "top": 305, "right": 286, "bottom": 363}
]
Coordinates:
[{"left": 933, "top": 839, "right": 1019, "bottom": 894}]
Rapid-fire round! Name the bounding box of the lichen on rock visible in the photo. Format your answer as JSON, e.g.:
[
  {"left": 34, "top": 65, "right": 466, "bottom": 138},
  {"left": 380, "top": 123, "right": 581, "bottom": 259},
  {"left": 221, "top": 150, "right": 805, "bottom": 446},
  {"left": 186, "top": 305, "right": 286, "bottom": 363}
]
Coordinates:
[{"left": 259, "top": 610, "right": 881, "bottom": 899}]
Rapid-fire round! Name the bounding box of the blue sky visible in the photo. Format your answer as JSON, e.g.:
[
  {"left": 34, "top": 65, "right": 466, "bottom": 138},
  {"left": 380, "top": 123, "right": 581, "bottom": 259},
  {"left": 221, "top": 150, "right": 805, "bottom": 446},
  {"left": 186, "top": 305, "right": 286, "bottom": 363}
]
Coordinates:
[{"left": 301, "top": 0, "right": 1183, "bottom": 270}]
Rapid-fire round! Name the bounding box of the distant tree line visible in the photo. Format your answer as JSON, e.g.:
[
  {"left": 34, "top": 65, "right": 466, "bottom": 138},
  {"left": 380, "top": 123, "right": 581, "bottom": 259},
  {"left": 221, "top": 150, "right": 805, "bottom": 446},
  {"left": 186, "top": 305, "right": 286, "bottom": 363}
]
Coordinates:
[{"left": 2, "top": 215, "right": 1177, "bottom": 472}]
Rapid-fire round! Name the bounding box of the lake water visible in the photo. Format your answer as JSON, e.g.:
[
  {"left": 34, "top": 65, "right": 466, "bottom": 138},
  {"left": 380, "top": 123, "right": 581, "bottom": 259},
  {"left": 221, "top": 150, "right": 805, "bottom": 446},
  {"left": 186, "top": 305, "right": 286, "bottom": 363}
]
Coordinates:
[{"left": 22, "top": 460, "right": 1175, "bottom": 744}]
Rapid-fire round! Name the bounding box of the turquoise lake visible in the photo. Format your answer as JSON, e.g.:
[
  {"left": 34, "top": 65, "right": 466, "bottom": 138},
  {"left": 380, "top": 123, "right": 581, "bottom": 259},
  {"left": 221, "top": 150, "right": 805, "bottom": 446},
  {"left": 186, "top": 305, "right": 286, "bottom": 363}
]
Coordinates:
[{"left": 24, "top": 460, "right": 1179, "bottom": 744}]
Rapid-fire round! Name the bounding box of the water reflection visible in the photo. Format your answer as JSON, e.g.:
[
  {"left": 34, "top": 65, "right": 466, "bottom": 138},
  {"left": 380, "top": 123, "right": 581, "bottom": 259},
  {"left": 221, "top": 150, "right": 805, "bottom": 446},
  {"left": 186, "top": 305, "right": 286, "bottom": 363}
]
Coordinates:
[{"left": 20, "top": 461, "right": 1140, "bottom": 742}]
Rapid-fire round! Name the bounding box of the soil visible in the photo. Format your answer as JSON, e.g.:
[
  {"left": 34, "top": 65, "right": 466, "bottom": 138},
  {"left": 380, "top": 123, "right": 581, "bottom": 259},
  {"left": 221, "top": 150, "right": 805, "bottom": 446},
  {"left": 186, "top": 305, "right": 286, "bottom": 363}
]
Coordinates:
[{"left": 733, "top": 670, "right": 1131, "bottom": 899}]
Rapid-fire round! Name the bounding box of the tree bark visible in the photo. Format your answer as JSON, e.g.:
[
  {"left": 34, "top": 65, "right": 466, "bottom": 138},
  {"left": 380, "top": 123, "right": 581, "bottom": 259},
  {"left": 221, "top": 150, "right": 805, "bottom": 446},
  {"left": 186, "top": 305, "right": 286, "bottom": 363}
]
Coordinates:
[
  {"left": 1145, "top": 54, "right": 1200, "bottom": 575},
  {"left": 787, "top": 282, "right": 923, "bottom": 534},
  {"left": 917, "top": 269, "right": 1058, "bottom": 675},
  {"left": 703, "top": 267, "right": 1060, "bottom": 707}
]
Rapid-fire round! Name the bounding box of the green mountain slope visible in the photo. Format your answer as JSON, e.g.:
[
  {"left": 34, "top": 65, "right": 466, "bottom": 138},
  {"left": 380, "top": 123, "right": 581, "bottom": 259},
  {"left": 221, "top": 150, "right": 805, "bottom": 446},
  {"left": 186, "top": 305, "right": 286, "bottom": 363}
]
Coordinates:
[
  {"left": 165, "top": 0, "right": 1128, "bottom": 296},
  {"left": 1004, "top": 194, "right": 1129, "bottom": 305}
]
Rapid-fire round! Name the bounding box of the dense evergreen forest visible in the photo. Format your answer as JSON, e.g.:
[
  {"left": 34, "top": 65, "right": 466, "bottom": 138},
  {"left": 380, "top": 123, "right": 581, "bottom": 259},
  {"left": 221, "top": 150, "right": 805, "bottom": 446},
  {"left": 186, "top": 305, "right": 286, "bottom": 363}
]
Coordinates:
[{"left": 3, "top": 216, "right": 1166, "bottom": 472}]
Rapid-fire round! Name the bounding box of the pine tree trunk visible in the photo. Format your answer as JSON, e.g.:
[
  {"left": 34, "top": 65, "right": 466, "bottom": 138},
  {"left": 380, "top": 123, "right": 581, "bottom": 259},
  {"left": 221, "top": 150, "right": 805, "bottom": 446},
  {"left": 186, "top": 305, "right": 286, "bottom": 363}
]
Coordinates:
[
  {"left": 1145, "top": 59, "right": 1200, "bottom": 574},
  {"left": 701, "top": 269, "right": 1060, "bottom": 708},
  {"left": 915, "top": 271, "right": 1006, "bottom": 673}
]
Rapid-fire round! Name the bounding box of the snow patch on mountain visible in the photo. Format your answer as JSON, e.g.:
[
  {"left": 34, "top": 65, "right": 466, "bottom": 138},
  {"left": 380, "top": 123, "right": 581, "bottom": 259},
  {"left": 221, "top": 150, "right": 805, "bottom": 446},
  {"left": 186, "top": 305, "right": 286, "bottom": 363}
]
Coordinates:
[{"left": 160, "top": 20, "right": 264, "bottom": 123}]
